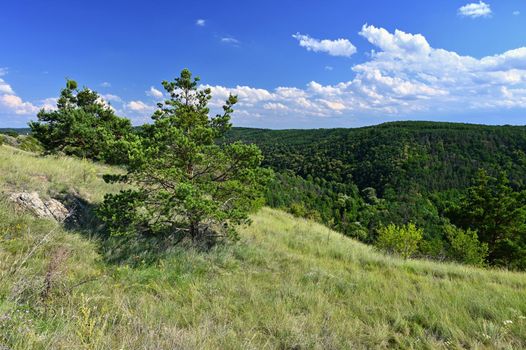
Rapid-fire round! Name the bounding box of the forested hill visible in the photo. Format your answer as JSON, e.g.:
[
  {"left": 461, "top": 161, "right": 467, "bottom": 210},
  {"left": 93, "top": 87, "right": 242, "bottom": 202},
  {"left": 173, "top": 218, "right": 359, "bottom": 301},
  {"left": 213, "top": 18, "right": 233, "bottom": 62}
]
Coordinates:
[{"left": 226, "top": 121, "right": 526, "bottom": 195}]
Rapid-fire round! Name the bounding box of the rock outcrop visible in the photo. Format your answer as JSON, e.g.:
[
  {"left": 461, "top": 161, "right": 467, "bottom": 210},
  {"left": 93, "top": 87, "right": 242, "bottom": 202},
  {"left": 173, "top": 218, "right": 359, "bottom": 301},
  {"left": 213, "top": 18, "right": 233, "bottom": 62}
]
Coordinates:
[{"left": 9, "top": 192, "right": 69, "bottom": 222}]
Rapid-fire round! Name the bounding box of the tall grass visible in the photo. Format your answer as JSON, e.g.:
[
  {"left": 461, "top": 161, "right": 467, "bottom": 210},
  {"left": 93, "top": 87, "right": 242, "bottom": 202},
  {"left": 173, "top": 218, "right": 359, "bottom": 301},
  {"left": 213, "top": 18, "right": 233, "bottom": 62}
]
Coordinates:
[
  {"left": 0, "top": 145, "right": 525, "bottom": 349},
  {"left": 0, "top": 145, "right": 123, "bottom": 202}
]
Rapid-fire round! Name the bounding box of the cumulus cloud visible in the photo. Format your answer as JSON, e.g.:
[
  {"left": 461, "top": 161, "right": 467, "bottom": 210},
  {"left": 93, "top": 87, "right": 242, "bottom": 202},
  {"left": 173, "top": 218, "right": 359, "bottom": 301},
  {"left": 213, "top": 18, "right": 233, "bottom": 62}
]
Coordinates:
[
  {"left": 196, "top": 19, "right": 206, "bottom": 27},
  {"left": 0, "top": 78, "right": 15, "bottom": 95},
  {"left": 200, "top": 24, "right": 526, "bottom": 125},
  {"left": 458, "top": 2, "right": 492, "bottom": 18},
  {"left": 127, "top": 100, "right": 154, "bottom": 112},
  {"left": 292, "top": 33, "right": 357, "bottom": 57},
  {"left": 263, "top": 102, "right": 289, "bottom": 111},
  {"left": 100, "top": 81, "right": 111, "bottom": 88},
  {"left": 0, "top": 94, "right": 39, "bottom": 115},
  {"left": 0, "top": 70, "right": 148, "bottom": 126},
  {"left": 124, "top": 100, "right": 155, "bottom": 119},
  {"left": 146, "top": 86, "right": 164, "bottom": 99},
  {"left": 0, "top": 71, "right": 45, "bottom": 117}
]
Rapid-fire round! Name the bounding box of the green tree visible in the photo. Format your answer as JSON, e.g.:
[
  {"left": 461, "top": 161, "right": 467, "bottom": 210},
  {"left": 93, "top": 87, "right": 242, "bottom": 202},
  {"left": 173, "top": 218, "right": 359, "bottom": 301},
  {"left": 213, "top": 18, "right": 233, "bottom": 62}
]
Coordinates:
[
  {"left": 29, "top": 80, "right": 132, "bottom": 162},
  {"left": 98, "top": 69, "right": 271, "bottom": 244},
  {"left": 376, "top": 223, "right": 423, "bottom": 259},
  {"left": 444, "top": 224, "right": 488, "bottom": 267},
  {"left": 447, "top": 170, "right": 526, "bottom": 269}
]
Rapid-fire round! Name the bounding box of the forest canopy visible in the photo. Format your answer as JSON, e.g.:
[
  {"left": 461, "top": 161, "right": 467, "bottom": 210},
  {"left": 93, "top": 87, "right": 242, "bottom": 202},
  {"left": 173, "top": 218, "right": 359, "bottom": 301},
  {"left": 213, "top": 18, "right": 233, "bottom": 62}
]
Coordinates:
[{"left": 229, "top": 123, "right": 526, "bottom": 269}]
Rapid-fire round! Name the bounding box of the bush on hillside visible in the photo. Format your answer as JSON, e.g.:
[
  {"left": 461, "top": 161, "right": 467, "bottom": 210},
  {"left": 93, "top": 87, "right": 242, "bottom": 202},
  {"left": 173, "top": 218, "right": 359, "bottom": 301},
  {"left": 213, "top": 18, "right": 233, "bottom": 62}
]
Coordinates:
[
  {"left": 445, "top": 224, "right": 488, "bottom": 267},
  {"left": 376, "top": 222, "right": 423, "bottom": 259},
  {"left": 19, "top": 136, "right": 44, "bottom": 153}
]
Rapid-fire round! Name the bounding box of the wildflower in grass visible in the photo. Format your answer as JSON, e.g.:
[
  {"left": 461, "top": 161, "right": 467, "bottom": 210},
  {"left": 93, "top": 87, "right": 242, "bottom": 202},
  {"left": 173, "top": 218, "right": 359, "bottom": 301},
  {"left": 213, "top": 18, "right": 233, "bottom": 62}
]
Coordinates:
[{"left": 503, "top": 320, "right": 513, "bottom": 325}]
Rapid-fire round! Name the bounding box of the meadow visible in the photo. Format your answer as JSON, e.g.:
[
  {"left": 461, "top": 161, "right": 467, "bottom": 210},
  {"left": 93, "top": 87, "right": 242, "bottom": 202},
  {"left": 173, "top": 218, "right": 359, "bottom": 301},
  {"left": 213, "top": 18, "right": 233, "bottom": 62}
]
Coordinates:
[{"left": 0, "top": 144, "right": 525, "bottom": 349}]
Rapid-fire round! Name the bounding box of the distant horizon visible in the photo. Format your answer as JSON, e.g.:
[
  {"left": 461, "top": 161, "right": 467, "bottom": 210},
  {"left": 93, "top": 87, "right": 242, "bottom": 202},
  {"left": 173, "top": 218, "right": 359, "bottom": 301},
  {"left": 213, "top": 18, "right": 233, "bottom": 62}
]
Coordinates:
[
  {"left": 2, "top": 0, "right": 526, "bottom": 128},
  {"left": 2, "top": 119, "right": 525, "bottom": 132}
]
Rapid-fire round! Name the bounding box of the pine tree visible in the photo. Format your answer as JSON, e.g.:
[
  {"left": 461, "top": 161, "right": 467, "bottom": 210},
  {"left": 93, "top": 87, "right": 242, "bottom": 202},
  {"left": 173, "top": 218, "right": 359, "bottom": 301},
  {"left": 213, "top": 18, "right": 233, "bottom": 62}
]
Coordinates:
[
  {"left": 98, "top": 69, "right": 272, "bottom": 244},
  {"left": 29, "top": 80, "right": 132, "bottom": 162}
]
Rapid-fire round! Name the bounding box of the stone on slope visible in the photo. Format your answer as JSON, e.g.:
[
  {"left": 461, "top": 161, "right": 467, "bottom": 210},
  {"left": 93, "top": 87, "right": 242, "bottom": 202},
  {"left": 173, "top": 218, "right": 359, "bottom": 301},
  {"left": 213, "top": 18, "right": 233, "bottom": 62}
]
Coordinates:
[{"left": 8, "top": 192, "right": 69, "bottom": 222}]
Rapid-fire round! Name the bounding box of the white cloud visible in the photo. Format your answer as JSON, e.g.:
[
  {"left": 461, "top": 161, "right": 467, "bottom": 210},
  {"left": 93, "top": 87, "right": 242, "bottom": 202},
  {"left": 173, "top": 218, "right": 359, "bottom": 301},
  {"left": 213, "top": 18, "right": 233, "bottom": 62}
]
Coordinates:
[
  {"left": 292, "top": 33, "right": 357, "bottom": 57},
  {"left": 101, "top": 93, "right": 122, "bottom": 103},
  {"left": 220, "top": 37, "right": 240, "bottom": 45},
  {"left": 359, "top": 25, "right": 431, "bottom": 57},
  {"left": 0, "top": 78, "right": 15, "bottom": 94},
  {"left": 127, "top": 100, "right": 155, "bottom": 113},
  {"left": 458, "top": 2, "right": 492, "bottom": 18},
  {"left": 0, "top": 94, "right": 39, "bottom": 115},
  {"left": 513, "top": 10, "right": 520, "bottom": 16},
  {"left": 0, "top": 69, "right": 44, "bottom": 117},
  {"left": 201, "top": 24, "right": 526, "bottom": 125},
  {"left": 325, "top": 66, "right": 334, "bottom": 71},
  {"left": 40, "top": 97, "right": 58, "bottom": 111},
  {"left": 263, "top": 102, "right": 289, "bottom": 111},
  {"left": 100, "top": 81, "right": 111, "bottom": 88},
  {"left": 146, "top": 86, "right": 164, "bottom": 99},
  {"left": 196, "top": 19, "right": 206, "bottom": 26}
]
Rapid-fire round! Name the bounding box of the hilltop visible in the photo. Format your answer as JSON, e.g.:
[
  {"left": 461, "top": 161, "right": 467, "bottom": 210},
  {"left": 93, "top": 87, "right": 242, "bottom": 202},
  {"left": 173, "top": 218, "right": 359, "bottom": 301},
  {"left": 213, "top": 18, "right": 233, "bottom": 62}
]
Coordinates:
[{"left": 0, "top": 143, "right": 525, "bottom": 349}]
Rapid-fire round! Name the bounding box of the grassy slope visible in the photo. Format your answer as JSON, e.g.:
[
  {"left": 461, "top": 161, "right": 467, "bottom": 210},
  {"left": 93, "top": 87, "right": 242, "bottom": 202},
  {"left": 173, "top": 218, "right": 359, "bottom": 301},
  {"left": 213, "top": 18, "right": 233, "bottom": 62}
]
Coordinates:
[{"left": 0, "top": 145, "right": 525, "bottom": 349}]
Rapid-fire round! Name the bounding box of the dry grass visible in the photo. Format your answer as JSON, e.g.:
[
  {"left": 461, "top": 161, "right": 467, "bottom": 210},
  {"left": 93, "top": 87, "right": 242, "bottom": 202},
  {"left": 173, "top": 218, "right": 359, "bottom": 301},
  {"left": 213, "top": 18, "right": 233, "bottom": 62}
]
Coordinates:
[{"left": 0, "top": 144, "right": 123, "bottom": 202}]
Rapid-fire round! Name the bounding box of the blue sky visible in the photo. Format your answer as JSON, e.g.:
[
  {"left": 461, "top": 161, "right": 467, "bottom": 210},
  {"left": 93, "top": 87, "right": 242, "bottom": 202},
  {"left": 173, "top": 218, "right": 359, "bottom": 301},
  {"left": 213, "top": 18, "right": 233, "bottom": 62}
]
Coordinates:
[{"left": 1, "top": 0, "right": 526, "bottom": 128}]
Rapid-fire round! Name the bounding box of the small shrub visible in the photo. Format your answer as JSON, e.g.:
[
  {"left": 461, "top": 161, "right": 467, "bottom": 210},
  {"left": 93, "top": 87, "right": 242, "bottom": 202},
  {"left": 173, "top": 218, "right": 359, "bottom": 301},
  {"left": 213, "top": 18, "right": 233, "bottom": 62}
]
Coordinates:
[
  {"left": 288, "top": 202, "right": 321, "bottom": 221},
  {"left": 419, "top": 237, "right": 446, "bottom": 260},
  {"left": 445, "top": 224, "right": 488, "bottom": 267},
  {"left": 18, "top": 136, "right": 44, "bottom": 153},
  {"left": 376, "top": 222, "right": 423, "bottom": 259}
]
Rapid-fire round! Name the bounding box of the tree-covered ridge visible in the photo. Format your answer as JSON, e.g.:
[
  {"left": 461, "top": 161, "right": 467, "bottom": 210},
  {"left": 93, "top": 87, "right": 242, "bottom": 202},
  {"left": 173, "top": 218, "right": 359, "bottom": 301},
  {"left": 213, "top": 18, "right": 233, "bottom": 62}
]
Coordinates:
[
  {"left": 227, "top": 121, "right": 526, "bottom": 269},
  {"left": 227, "top": 121, "right": 526, "bottom": 194}
]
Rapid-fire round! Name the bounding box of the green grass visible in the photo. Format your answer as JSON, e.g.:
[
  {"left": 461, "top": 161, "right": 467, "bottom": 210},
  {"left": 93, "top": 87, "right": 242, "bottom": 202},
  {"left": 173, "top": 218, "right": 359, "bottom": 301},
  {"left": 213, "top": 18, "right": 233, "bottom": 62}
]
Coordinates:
[
  {"left": 0, "top": 144, "right": 123, "bottom": 202},
  {"left": 1, "top": 144, "right": 525, "bottom": 349}
]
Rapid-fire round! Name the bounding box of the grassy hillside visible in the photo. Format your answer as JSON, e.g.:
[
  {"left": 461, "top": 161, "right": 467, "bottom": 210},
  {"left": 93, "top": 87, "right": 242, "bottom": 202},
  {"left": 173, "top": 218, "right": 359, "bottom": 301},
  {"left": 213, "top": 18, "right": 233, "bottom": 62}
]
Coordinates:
[{"left": 1, "top": 145, "right": 526, "bottom": 349}]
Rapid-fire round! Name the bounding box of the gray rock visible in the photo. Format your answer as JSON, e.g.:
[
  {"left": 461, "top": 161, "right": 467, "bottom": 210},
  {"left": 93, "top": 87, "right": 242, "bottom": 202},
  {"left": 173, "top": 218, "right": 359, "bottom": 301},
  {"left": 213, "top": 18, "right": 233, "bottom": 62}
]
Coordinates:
[{"left": 9, "top": 192, "right": 69, "bottom": 222}]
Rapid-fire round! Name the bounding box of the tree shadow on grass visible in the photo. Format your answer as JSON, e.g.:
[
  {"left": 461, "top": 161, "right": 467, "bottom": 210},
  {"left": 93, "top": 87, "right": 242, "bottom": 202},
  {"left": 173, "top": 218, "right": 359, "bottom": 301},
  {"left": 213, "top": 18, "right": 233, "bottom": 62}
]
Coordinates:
[{"left": 61, "top": 193, "right": 215, "bottom": 266}]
